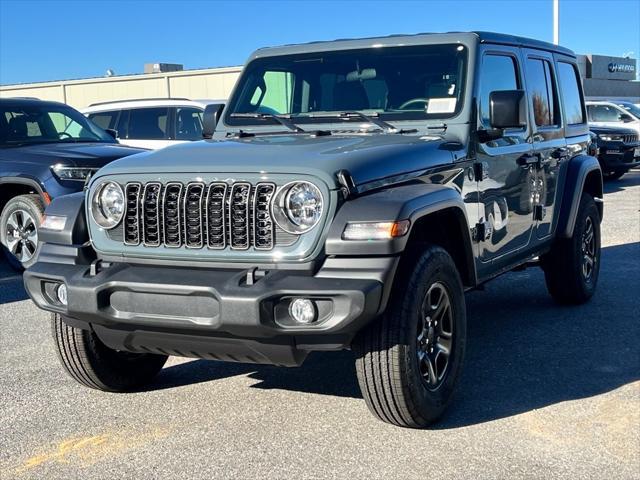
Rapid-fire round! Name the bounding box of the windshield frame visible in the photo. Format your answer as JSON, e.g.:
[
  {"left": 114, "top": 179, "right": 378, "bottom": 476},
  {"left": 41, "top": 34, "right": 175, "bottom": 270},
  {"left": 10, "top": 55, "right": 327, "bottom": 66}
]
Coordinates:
[
  {"left": 0, "top": 102, "right": 115, "bottom": 148},
  {"left": 223, "top": 43, "right": 469, "bottom": 129}
]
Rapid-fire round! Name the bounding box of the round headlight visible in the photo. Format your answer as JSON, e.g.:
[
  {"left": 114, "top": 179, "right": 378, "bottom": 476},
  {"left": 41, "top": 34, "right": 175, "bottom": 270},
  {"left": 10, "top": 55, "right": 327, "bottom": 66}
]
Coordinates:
[
  {"left": 272, "top": 181, "right": 323, "bottom": 234},
  {"left": 91, "top": 181, "right": 124, "bottom": 229}
]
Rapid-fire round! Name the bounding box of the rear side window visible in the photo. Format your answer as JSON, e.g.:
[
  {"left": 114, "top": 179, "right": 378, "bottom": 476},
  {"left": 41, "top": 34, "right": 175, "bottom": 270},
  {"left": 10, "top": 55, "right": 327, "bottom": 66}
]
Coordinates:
[
  {"left": 478, "top": 54, "right": 520, "bottom": 127},
  {"left": 557, "top": 62, "right": 585, "bottom": 125},
  {"left": 526, "top": 58, "right": 559, "bottom": 127},
  {"left": 88, "top": 111, "right": 119, "bottom": 130},
  {"left": 175, "top": 107, "right": 204, "bottom": 140},
  {"left": 127, "top": 108, "right": 169, "bottom": 140}
]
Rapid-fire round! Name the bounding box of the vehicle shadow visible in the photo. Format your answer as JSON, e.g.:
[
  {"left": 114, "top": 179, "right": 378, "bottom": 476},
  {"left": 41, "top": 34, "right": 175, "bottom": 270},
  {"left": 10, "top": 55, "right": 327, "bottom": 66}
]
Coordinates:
[
  {"left": 0, "top": 257, "right": 28, "bottom": 305},
  {"left": 602, "top": 168, "right": 640, "bottom": 194},
  {"left": 154, "top": 241, "right": 640, "bottom": 427}
]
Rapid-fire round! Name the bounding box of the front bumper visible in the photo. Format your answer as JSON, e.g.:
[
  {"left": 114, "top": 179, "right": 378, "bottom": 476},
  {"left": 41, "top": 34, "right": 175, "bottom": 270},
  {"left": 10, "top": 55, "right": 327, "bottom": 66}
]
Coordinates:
[
  {"left": 597, "top": 143, "right": 640, "bottom": 170},
  {"left": 24, "top": 248, "right": 395, "bottom": 366}
]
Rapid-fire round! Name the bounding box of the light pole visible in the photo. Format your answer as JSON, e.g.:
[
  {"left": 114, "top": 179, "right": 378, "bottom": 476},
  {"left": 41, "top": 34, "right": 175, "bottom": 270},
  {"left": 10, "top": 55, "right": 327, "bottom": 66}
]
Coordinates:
[{"left": 553, "top": 0, "right": 559, "bottom": 45}]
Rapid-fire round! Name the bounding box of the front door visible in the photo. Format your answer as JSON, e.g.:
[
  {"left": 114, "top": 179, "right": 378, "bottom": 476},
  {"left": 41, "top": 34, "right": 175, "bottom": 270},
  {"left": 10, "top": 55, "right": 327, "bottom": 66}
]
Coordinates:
[{"left": 475, "top": 46, "right": 536, "bottom": 267}]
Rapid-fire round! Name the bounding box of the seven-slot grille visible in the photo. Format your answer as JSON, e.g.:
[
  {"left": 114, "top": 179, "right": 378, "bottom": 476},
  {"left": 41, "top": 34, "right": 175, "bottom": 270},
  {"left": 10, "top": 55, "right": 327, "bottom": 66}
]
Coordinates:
[{"left": 121, "top": 181, "right": 278, "bottom": 250}]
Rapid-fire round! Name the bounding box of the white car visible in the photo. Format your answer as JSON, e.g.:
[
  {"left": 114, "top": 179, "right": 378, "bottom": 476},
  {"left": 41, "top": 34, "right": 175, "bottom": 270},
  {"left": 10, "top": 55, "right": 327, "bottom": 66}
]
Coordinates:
[
  {"left": 82, "top": 98, "right": 225, "bottom": 150},
  {"left": 586, "top": 100, "right": 640, "bottom": 135}
]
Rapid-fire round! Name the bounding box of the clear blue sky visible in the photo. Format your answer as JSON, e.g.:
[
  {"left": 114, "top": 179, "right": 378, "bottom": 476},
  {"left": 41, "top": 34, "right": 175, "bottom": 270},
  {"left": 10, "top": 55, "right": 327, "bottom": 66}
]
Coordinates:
[{"left": 1, "top": 0, "right": 638, "bottom": 85}]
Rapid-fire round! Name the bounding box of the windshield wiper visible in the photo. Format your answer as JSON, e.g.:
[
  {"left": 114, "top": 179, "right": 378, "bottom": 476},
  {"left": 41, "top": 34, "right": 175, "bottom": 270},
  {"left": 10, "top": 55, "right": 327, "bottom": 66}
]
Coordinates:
[
  {"left": 230, "top": 113, "right": 305, "bottom": 133},
  {"left": 302, "top": 111, "right": 417, "bottom": 134}
]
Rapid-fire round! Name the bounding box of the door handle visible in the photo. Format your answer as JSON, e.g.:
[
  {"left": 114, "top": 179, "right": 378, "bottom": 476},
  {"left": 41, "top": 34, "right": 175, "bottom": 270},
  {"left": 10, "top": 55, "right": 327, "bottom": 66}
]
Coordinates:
[
  {"left": 552, "top": 147, "right": 570, "bottom": 159},
  {"left": 517, "top": 153, "right": 540, "bottom": 167}
]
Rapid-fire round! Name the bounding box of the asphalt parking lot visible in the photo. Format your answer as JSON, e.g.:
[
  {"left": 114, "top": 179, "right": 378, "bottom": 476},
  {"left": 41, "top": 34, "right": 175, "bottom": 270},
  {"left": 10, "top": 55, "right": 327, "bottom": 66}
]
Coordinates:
[{"left": 1, "top": 171, "right": 638, "bottom": 480}]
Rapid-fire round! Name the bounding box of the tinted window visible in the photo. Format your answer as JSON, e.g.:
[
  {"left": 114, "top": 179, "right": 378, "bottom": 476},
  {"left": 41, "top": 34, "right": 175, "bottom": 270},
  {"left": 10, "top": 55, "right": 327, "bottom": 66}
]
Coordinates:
[
  {"left": 478, "top": 54, "right": 519, "bottom": 127},
  {"left": 587, "top": 104, "right": 623, "bottom": 122},
  {"left": 526, "top": 58, "right": 559, "bottom": 127},
  {"left": 227, "top": 44, "right": 468, "bottom": 126},
  {"left": 0, "top": 104, "right": 112, "bottom": 146},
  {"left": 176, "top": 107, "right": 204, "bottom": 140},
  {"left": 127, "top": 107, "right": 169, "bottom": 140},
  {"left": 88, "top": 111, "right": 119, "bottom": 130},
  {"left": 557, "top": 62, "right": 584, "bottom": 125}
]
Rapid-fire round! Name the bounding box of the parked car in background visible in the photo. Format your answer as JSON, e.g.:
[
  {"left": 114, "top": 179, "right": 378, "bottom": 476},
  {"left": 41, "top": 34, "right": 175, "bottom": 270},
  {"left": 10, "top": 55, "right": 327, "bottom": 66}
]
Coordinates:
[
  {"left": 590, "top": 125, "right": 640, "bottom": 180},
  {"left": 82, "top": 98, "right": 225, "bottom": 150},
  {"left": 615, "top": 101, "right": 640, "bottom": 120},
  {"left": 0, "top": 98, "right": 143, "bottom": 269},
  {"left": 586, "top": 100, "right": 640, "bottom": 135}
]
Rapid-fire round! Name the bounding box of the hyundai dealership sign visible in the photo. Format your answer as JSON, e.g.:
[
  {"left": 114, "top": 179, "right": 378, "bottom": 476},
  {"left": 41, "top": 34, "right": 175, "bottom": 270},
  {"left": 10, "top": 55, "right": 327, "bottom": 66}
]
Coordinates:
[{"left": 608, "top": 62, "right": 635, "bottom": 74}]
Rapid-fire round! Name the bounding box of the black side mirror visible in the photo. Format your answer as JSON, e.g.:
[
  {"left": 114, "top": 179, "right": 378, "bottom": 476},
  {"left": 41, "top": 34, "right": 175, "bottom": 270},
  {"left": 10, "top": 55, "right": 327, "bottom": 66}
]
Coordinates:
[
  {"left": 489, "top": 90, "right": 526, "bottom": 129},
  {"left": 202, "top": 104, "right": 225, "bottom": 139},
  {"left": 105, "top": 128, "right": 118, "bottom": 140},
  {"left": 620, "top": 113, "right": 634, "bottom": 123}
]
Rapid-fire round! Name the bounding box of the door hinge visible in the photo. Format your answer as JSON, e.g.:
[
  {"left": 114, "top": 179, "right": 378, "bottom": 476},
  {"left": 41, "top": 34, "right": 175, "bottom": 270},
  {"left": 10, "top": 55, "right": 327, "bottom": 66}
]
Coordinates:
[
  {"left": 473, "top": 220, "right": 492, "bottom": 242},
  {"left": 473, "top": 161, "right": 489, "bottom": 181},
  {"left": 533, "top": 205, "right": 546, "bottom": 221}
]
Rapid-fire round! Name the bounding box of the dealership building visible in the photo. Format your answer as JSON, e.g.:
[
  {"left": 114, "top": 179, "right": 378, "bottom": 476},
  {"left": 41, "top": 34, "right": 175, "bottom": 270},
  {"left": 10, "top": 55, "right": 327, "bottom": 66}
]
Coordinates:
[{"left": 0, "top": 53, "right": 638, "bottom": 109}]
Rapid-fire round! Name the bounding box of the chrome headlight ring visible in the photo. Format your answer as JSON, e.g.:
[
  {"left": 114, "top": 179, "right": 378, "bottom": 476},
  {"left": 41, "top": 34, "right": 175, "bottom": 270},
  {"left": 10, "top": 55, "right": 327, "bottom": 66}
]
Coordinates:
[
  {"left": 271, "top": 181, "right": 324, "bottom": 235},
  {"left": 90, "top": 181, "right": 125, "bottom": 230}
]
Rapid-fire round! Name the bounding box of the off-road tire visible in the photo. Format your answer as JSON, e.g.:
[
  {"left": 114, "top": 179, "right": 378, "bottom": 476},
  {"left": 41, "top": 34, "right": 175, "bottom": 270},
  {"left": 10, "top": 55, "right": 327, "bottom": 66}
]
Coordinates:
[
  {"left": 0, "top": 194, "right": 45, "bottom": 270},
  {"left": 542, "top": 193, "right": 601, "bottom": 304},
  {"left": 52, "top": 313, "right": 168, "bottom": 392},
  {"left": 353, "top": 245, "right": 467, "bottom": 428}
]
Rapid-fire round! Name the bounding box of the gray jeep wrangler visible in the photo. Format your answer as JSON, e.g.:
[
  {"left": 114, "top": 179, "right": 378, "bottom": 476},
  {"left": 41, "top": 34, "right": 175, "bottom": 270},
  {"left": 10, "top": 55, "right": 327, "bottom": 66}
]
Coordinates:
[{"left": 24, "top": 32, "right": 603, "bottom": 428}]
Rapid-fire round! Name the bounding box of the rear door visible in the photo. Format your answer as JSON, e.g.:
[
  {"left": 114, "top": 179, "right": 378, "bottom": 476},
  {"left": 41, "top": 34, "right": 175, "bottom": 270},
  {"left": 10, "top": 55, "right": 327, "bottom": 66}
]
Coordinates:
[
  {"left": 475, "top": 45, "right": 536, "bottom": 266},
  {"left": 521, "top": 49, "right": 567, "bottom": 240}
]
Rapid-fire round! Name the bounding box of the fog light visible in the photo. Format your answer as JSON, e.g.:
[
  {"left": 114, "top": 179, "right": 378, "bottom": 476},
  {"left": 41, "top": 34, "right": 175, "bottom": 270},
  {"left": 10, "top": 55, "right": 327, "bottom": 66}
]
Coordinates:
[
  {"left": 289, "top": 298, "right": 317, "bottom": 324},
  {"left": 56, "top": 283, "right": 68, "bottom": 306}
]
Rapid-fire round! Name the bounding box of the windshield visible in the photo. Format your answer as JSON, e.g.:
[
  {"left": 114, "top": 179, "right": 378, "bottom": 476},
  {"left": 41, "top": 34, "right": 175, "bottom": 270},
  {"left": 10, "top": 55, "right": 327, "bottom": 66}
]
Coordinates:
[
  {"left": 617, "top": 102, "right": 640, "bottom": 119},
  {"left": 0, "top": 103, "right": 114, "bottom": 147},
  {"left": 226, "top": 44, "right": 467, "bottom": 127}
]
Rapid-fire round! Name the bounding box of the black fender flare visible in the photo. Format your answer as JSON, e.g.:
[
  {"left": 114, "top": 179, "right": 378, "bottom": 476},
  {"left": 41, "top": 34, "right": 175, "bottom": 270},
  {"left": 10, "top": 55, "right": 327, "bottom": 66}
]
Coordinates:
[
  {"left": 557, "top": 155, "right": 603, "bottom": 239},
  {"left": 38, "top": 191, "right": 88, "bottom": 246},
  {"left": 325, "top": 183, "right": 476, "bottom": 282}
]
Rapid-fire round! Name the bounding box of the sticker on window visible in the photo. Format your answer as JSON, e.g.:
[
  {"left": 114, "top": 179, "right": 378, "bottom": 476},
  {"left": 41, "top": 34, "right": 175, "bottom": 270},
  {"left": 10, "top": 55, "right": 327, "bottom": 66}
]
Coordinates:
[{"left": 427, "top": 98, "right": 457, "bottom": 114}]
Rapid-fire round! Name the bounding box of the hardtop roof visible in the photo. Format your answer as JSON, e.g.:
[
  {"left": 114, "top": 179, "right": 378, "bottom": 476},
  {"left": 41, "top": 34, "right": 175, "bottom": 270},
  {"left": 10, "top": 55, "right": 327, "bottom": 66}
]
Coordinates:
[{"left": 251, "top": 31, "right": 575, "bottom": 59}]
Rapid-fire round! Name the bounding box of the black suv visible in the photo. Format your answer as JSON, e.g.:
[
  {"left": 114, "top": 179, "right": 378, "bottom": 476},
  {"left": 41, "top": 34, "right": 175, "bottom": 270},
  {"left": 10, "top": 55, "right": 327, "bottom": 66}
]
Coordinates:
[
  {"left": 589, "top": 126, "right": 639, "bottom": 180},
  {"left": 0, "top": 98, "right": 143, "bottom": 269},
  {"left": 25, "top": 32, "right": 603, "bottom": 428}
]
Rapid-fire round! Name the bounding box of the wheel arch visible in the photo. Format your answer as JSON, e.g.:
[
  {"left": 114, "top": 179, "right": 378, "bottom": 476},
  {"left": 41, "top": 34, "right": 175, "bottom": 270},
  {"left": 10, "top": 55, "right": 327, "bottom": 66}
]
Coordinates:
[
  {"left": 0, "top": 177, "right": 48, "bottom": 216},
  {"left": 557, "top": 155, "right": 603, "bottom": 239},
  {"left": 324, "top": 183, "right": 477, "bottom": 288}
]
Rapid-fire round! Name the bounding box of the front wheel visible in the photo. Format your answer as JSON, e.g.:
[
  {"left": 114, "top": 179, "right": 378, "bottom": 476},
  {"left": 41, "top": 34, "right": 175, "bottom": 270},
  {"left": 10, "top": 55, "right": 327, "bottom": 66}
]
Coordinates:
[
  {"left": 0, "top": 194, "right": 44, "bottom": 270},
  {"left": 52, "top": 314, "right": 168, "bottom": 392},
  {"left": 353, "top": 245, "right": 467, "bottom": 428}
]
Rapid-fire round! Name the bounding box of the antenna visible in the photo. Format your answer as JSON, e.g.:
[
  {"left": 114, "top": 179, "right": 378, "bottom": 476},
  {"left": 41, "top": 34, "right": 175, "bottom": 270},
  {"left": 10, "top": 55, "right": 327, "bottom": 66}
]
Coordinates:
[
  {"left": 105, "top": 69, "right": 115, "bottom": 77},
  {"left": 553, "top": 0, "right": 559, "bottom": 45}
]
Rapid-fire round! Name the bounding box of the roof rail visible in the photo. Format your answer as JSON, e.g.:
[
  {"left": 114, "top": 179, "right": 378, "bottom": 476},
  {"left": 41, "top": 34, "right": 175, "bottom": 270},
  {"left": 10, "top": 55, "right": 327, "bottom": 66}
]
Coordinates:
[{"left": 88, "top": 97, "right": 191, "bottom": 107}]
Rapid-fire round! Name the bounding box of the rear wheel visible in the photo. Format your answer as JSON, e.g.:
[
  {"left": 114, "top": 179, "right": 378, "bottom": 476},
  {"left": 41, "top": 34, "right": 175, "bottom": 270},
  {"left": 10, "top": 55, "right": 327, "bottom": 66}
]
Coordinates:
[
  {"left": 52, "top": 314, "right": 168, "bottom": 392},
  {"left": 0, "top": 194, "right": 44, "bottom": 270},
  {"left": 542, "top": 193, "right": 601, "bottom": 304},
  {"left": 353, "top": 245, "right": 467, "bottom": 428}
]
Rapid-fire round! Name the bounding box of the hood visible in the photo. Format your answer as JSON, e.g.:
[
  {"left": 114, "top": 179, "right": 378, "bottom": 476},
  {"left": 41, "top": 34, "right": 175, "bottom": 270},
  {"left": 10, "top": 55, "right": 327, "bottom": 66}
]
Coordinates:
[
  {"left": 590, "top": 126, "right": 637, "bottom": 135},
  {"left": 96, "top": 133, "right": 456, "bottom": 189},
  {"left": 0, "top": 142, "right": 145, "bottom": 169}
]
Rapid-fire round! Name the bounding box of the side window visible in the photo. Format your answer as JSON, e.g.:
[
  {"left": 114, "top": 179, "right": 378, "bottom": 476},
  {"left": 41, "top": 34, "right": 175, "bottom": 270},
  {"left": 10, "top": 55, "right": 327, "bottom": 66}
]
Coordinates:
[
  {"left": 127, "top": 108, "right": 169, "bottom": 140},
  {"left": 587, "top": 105, "right": 620, "bottom": 122},
  {"left": 175, "top": 107, "right": 204, "bottom": 140},
  {"left": 526, "top": 58, "right": 559, "bottom": 127},
  {"left": 557, "top": 62, "right": 585, "bottom": 125},
  {"left": 88, "top": 111, "right": 119, "bottom": 130},
  {"left": 478, "top": 54, "right": 519, "bottom": 127}
]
